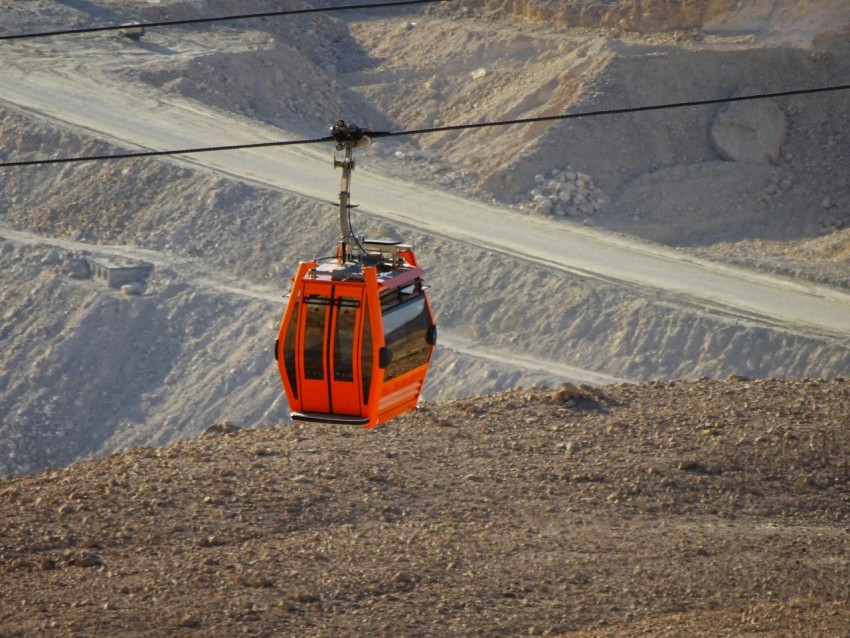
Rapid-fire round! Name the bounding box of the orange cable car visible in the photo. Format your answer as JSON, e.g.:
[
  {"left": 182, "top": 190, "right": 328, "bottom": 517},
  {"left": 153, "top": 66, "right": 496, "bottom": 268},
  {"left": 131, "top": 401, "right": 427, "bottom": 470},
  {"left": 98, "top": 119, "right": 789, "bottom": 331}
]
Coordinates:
[{"left": 274, "top": 122, "right": 437, "bottom": 428}]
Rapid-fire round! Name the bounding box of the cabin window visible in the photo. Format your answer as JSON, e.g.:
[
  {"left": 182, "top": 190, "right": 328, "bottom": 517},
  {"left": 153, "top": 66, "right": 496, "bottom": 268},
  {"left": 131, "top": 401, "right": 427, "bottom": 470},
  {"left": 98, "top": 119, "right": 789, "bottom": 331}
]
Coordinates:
[
  {"left": 304, "top": 295, "right": 329, "bottom": 380},
  {"left": 333, "top": 298, "right": 358, "bottom": 382},
  {"left": 379, "top": 281, "right": 423, "bottom": 310},
  {"left": 382, "top": 295, "right": 433, "bottom": 380},
  {"left": 361, "top": 298, "right": 373, "bottom": 404},
  {"left": 283, "top": 296, "right": 300, "bottom": 398}
]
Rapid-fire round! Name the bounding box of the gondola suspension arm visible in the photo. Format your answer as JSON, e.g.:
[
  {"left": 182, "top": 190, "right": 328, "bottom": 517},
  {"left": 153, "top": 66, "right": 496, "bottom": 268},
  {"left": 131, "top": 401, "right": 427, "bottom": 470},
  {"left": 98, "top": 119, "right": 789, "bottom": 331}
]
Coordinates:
[{"left": 331, "top": 120, "right": 372, "bottom": 264}]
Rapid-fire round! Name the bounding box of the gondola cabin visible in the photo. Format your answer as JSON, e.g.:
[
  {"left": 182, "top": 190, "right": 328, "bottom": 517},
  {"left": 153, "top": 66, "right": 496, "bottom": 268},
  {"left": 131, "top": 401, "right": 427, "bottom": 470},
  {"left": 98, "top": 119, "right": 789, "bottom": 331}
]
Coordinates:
[
  {"left": 275, "top": 242, "right": 435, "bottom": 427},
  {"left": 274, "top": 121, "right": 436, "bottom": 428}
]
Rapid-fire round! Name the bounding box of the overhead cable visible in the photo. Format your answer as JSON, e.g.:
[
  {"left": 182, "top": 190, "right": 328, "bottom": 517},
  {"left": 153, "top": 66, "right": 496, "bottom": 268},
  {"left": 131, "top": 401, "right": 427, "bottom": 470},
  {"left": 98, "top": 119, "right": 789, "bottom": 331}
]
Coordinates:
[
  {"left": 0, "top": 0, "right": 456, "bottom": 41},
  {"left": 1, "top": 83, "right": 848, "bottom": 169},
  {"left": 374, "top": 84, "right": 850, "bottom": 139}
]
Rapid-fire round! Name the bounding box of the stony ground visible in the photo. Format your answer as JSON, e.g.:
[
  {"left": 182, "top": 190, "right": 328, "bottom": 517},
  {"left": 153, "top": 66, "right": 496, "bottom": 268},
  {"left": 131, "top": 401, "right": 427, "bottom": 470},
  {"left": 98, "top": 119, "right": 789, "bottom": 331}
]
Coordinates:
[{"left": 2, "top": 377, "right": 850, "bottom": 637}]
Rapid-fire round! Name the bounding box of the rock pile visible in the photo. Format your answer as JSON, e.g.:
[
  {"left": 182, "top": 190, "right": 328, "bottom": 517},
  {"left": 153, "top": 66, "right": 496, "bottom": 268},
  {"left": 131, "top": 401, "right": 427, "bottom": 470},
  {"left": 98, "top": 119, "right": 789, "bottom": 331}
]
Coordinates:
[
  {"left": 755, "top": 170, "right": 795, "bottom": 210},
  {"left": 517, "top": 166, "right": 608, "bottom": 218}
]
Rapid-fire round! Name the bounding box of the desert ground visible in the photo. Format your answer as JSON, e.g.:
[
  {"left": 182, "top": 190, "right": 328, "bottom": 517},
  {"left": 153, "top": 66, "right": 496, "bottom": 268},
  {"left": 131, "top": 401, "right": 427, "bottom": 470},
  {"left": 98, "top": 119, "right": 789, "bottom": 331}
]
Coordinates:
[
  {"left": 2, "top": 377, "right": 850, "bottom": 636},
  {"left": 1, "top": 0, "right": 850, "bottom": 635}
]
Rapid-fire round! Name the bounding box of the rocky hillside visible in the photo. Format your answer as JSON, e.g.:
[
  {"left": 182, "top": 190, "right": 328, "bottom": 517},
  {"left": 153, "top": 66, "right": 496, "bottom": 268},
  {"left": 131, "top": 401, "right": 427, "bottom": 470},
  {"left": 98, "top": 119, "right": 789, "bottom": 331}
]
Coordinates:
[
  {"left": 347, "top": 1, "right": 850, "bottom": 250},
  {"left": 484, "top": 0, "right": 850, "bottom": 43},
  {"left": 2, "top": 1, "right": 849, "bottom": 475},
  {"left": 4, "top": 132, "right": 850, "bottom": 478},
  {"left": 2, "top": 377, "right": 849, "bottom": 636}
]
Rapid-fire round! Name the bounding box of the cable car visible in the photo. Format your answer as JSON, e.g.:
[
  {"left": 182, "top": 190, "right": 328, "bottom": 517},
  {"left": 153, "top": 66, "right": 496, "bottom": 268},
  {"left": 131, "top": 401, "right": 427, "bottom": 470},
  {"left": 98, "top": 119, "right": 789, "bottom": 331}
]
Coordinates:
[{"left": 274, "top": 121, "right": 437, "bottom": 428}]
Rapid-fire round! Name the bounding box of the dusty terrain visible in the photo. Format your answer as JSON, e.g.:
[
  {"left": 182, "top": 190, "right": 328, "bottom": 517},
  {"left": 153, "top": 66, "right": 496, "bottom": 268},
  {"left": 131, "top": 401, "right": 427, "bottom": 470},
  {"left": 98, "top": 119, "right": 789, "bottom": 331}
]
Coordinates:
[
  {"left": 1, "top": 2, "right": 850, "bottom": 634},
  {"left": 2, "top": 377, "right": 850, "bottom": 636}
]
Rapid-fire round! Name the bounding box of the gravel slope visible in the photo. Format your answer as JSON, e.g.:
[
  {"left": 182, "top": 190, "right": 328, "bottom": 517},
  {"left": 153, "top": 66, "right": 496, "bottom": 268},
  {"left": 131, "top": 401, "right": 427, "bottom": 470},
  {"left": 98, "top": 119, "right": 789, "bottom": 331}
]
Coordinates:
[{"left": 2, "top": 377, "right": 849, "bottom": 637}]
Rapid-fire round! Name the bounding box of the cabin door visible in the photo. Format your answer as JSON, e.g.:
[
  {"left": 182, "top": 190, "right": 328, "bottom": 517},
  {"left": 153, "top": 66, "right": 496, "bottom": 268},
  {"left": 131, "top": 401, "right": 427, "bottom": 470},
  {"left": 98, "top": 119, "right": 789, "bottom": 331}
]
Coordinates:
[{"left": 298, "top": 283, "right": 365, "bottom": 416}]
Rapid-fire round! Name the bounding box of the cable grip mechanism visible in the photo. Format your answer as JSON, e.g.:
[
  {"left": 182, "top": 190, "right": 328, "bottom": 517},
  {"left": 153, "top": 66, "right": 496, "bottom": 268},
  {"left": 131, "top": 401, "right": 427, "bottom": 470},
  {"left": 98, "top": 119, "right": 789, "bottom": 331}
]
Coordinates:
[{"left": 330, "top": 120, "right": 372, "bottom": 151}]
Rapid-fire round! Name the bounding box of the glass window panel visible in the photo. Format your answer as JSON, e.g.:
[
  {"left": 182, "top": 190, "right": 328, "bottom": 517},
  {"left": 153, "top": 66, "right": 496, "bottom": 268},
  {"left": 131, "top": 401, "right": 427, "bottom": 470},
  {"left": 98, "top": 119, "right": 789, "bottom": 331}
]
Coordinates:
[
  {"left": 283, "top": 296, "right": 300, "bottom": 398},
  {"left": 361, "top": 298, "right": 373, "bottom": 404},
  {"left": 303, "top": 296, "right": 328, "bottom": 380},
  {"left": 333, "top": 298, "right": 357, "bottom": 382},
  {"left": 382, "top": 296, "right": 432, "bottom": 379}
]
